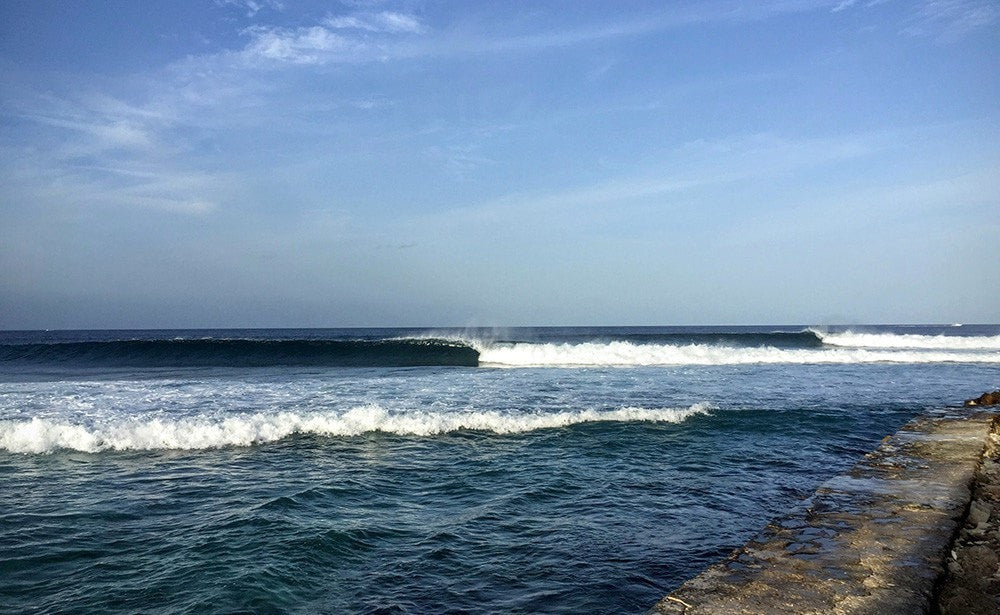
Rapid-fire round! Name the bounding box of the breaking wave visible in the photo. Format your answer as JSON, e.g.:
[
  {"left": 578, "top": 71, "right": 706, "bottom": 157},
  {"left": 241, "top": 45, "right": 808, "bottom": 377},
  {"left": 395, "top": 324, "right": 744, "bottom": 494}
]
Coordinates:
[
  {"left": 3, "top": 331, "right": 996, "bottom": 370},
  {"left": 472, "top": 340, "right": 999, "bottom": 367},
  {"left": 813, "top": 331, "right": 1000, "bottom": 351},
  {"left": 0, "top": 403, "right": 711, "bottom": 454}
]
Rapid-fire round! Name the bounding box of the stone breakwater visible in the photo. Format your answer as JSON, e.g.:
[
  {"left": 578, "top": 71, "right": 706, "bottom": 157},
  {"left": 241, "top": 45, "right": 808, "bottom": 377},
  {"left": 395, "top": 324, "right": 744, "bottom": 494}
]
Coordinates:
[{"left": 648, "top": 410, "right": 999, "bottom": 615}]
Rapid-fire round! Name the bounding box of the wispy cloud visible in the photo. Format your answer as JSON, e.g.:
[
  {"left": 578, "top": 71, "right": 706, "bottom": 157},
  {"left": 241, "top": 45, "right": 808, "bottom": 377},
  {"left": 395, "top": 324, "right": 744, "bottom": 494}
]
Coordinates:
[
  {"left": 1, "top": 86, "right": 227, "bottom": 216},
  {"left": 717, "top": 163, "right": 1000, "bottom": 244},
  {"left": 240, "top": 25, "right": 352, "bottom": 65},
  {"left": 1, "top": 144, "right": 223, "bottom": 216},
  {"left": 429, "top": 1, "right": 842, "bottom": 58},
  {"left": 830, "top": 0, "right": 891, "bottom": 12},
  {"left": 426, "top": 131, "right": 886, "bottom": 226},
  {"left": 905, "top": 0, "right": 1000, "bottom": 41},
  {"left": 834, "top": 0, "right": 998, "bottom": 41},
  {"left": 325, "top": 11, "right": 425, "bottom": 34},
  {"left": 205, "top": 0, "right": 1000, "bottom": 76},
  {"left": 22, "top": 115, "right": 153, "bottom": 152},
  {"left": 234, "top": 10, "right": 425, "bottom": 66},
  {"left": 423, "top": 143, "right": 497, "bottom": 178},
  {"left": 218, "top": 1, "right": 842, "bottom": 68},
  {"left": 172, "top": 0, "right": 997, "bottom": 78},
  {"left": 216, "top": 0, "right": 284, "bottom": 19},
  {"left": 831, "top": 0, "right": 860, "bottom": 12}
]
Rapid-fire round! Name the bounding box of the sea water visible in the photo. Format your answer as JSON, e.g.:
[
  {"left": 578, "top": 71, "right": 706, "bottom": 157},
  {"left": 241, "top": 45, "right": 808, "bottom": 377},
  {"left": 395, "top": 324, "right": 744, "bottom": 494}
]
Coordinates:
[{"left": 1, "top": 325, "right": 997, "bottom": 613}]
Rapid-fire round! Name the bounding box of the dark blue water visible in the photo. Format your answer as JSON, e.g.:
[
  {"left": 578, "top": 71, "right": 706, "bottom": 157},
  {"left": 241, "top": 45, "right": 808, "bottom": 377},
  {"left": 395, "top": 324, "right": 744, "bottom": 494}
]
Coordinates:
[{"left": 1, "top": 326, "right": 998, "bottom": 613}]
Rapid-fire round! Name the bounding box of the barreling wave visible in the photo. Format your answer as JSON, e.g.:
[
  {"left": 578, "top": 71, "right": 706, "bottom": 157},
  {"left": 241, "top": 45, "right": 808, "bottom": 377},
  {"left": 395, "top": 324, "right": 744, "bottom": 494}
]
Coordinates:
[
  {"left": 3, "top": 331, "right": 996, "bottom": 370},
  {"left": 814, "top": 330, "right": 1000, "bottom": 351},
  {"left": 0, "top": 403, "right": 712, "bottom": 454},
  {"left": 0, "top": 338, "right": 480, "bottom": 368},
  {"left": 472, "top": 340, "right": 1000, "bottom": 367}
]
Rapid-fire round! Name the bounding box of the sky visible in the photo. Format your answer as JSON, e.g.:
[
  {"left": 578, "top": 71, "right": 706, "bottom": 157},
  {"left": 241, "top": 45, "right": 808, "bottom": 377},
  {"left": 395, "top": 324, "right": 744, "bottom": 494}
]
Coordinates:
[{"left": 0, "top": 0, "right": 997, "bottom": 328}]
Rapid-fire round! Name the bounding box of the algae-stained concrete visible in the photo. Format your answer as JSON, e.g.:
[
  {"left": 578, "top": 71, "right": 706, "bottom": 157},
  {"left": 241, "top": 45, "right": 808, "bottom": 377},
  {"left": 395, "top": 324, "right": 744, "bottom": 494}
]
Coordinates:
[{"left": 649, "top": 411, "right": 997, "bottom": 615}]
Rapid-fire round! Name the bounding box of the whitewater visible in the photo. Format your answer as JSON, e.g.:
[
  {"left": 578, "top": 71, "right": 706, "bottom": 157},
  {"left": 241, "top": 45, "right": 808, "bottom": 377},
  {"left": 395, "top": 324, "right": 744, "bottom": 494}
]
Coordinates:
[
  {"left": 422, "top": 328, "right": 1000, "bottom": 366},
  {"left": 472, "top": 339, "right": 999, "bottom": 366},
  {"left": 0, "top": 403, "right": 711, "bottom": 453},
  {"left": 815, "top": 330, "right": 1000, "bottom": 350}
]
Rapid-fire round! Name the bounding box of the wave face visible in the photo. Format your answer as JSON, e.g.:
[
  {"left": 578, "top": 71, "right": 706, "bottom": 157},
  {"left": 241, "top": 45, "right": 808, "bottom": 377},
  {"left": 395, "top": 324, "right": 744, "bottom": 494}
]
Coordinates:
[
  {"left": 0, "top": 338, "right": 480, "bottom": 368},
  {"left": 0, "top": 403, "right": 711, "bottom": 453}
]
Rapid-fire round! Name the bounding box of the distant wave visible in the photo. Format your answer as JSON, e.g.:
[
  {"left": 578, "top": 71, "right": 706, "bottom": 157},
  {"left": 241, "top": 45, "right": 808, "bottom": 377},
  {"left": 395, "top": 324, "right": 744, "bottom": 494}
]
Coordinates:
[
  {"left": 473, "top": 340, "right": 999, "bottom": 366},
  {"left": 3, "top": 331, "right": 996, "bottom": 370},
  {"left": 0, "top": 338, "right": 479, "bottom": 368},
  {"left": 0, "top": 404, "right": 712, "bottom": 453},
  {"left": 813, "top": 330, "right": 1000, "bottom": 351},
  {"left": 418, "top": 330, "right": 825, "bottom": 349}
]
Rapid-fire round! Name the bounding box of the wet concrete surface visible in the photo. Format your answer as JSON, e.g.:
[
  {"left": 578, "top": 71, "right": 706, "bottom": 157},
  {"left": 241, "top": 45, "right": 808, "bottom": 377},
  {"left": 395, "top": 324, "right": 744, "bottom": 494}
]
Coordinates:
[{"left": 648, "top": 410, "right": 998, "bottom": 615}]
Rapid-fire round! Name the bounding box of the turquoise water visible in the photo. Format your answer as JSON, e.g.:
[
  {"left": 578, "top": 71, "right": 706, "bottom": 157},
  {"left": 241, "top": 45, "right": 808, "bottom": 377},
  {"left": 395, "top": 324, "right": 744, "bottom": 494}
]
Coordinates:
[{"left": 1, "top": 326, "right": 998, "bottom": 613}]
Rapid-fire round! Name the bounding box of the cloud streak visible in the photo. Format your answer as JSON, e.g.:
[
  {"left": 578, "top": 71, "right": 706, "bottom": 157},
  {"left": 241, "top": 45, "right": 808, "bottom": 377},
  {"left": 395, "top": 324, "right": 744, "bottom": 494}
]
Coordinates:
[
  {"left": 216, "top": 0, "right": 284, "bottom": 18},
  {"left": 325, "top": 11, "right": 425, "bottom": 34},
  {"left": 905, "top": 0, "right": 1000, "bottom": 41},
  {"left": 234, "top": 10, "right": 427, "bottom": 66},
  {"left": 219, "top": 1, "right": 845, "bottom": 68},
  {"left": 416, "top": 130, "right": 889, "bottom": 230},
  {"left": 832, "top": 0, "right": 998, "bottom": 41},
  {"left": 241, "top": 25, "right": 352, "bottom": 65},
  {"left": 0, "top": 86, "right": 226, "bottom": 216}
]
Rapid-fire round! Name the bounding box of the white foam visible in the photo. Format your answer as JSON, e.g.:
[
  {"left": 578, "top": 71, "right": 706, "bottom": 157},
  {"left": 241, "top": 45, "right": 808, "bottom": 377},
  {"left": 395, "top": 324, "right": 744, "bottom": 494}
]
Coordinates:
[
  {"left": 814, "top": 330, "right": 1000, "bottom": 351},
  {"left": 473, "top": 340, "right": 999, "bottom": 367},
  {"left": 0, "top": 403, "right": 711, "bottom": 454}
]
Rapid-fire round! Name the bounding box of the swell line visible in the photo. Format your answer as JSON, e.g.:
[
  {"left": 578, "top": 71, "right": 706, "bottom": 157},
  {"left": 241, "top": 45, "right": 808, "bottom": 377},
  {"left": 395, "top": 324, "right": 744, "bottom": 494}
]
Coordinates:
[{"left": 0, "top": 338, "right": 480, "bottom": 368}]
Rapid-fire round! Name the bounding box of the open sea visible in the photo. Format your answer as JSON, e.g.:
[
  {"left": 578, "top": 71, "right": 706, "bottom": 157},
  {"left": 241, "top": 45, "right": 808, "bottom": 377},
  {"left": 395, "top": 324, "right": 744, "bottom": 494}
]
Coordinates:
[{"left": 1, "top": 325, "right": 998, "bottom": 614}]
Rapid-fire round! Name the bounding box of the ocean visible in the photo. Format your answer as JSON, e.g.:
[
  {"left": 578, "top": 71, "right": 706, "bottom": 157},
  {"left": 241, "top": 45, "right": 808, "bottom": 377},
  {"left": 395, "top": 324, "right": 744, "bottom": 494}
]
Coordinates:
[{"left": 1, "top": 325, "right": 998, "bottom": 614}]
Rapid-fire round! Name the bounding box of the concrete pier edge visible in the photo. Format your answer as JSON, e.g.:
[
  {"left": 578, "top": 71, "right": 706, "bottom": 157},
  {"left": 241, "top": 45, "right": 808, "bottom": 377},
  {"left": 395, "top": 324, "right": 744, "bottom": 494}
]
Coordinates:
[{"left": 648, "top": 409, "right": 999, "bottom": 615}]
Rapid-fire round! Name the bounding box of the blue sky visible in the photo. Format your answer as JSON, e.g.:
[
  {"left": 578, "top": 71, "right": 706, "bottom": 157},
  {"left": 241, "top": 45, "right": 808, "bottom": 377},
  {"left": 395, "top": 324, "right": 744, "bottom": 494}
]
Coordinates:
[{"left": 0, "top": 0, "right": 997, "bottom": 327}]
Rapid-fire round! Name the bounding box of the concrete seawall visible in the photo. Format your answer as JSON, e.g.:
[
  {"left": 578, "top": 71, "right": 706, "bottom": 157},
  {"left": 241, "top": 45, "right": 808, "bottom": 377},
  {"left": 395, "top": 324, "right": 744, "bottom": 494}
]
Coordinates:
[{"left": 648, "top": 410, "right": 999, "bottom": 615}]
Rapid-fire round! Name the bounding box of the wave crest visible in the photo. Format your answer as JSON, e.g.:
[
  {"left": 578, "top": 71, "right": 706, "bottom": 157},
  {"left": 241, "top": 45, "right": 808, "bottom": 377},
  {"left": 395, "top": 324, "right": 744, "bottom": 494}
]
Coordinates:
[{"left": 0, "top": 403, "right": 712, "bottom": 454}]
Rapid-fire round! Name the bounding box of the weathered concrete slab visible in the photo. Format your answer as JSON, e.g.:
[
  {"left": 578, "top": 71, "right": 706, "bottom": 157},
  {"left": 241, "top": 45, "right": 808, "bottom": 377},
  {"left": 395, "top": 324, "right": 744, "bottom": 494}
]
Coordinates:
[
  {"left": 649, "top": 411, "right": 998, "bottom": 615},
  {"left": 937, "top": 421, "right": 1000, "bottom": 614}
]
